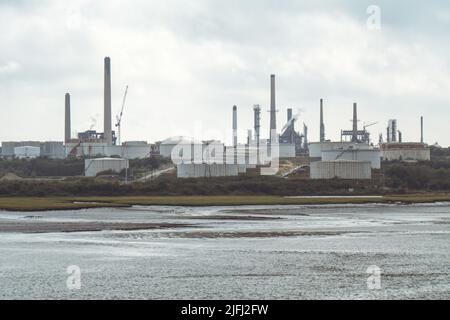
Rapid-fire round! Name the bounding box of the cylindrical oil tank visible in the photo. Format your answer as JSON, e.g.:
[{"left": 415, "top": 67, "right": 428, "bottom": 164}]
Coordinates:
[
  {"left": 310, "top": 161, "right": 371, "bottom": 179},
  {"left": 321, "top": 149, "right": 381, "bottom": 169},
  {"left": 85, "top": 157, "right": 129, "bottom": 177},
  {"left": 14, "top": 146, "right": 41, "bottom": 159}
]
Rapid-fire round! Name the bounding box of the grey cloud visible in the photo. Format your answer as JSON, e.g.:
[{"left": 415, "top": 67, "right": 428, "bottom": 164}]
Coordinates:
[{"left": 0, "top": 0, "right": 449, "bottom": 145}]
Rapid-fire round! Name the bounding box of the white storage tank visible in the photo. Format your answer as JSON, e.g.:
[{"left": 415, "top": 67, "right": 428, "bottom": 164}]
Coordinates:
[
  {"left": 321, "top": 148, "right": 381, "bottom": 169},
  {"left": 310, "top": 161, "right": 372, "bottom": 180},
  {"left": 14, "top": 146, "right": 40, "bottom": 159},
  {"left": 159, "top": 136, "right": 204, "bottom": 161},
  {"left": 380, "top": 143, "right": 431, "bottom": 161},
  {"left": 278, "top": 143, "right": 296, "bottom": 158},
  {"left": 177, "top": 163, "right": 239, "bottom": 178},
  {"left": 308, "top": 142, "right": 372, "bottom": 158},
  {"left": 85, "top": 157, "right": 129, "bottom": 177},
  {"left": 41, "top": 141, "right": 64, "bottom": 159}
]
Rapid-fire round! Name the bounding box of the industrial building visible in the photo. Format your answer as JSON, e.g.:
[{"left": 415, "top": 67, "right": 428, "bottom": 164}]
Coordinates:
[
  {"left": 279, "top": 108, "right": 307, "bottom": 156},
  {"left": 310, "top": 161, "right": 372, "bottom": 180},
  {"left": 340, "top": 103, "right": 377, "bottom": 143},
  {"left": 14, "top": 146, "right": 41, "bottom": 159},
  {"left": 380, "top": 143, "right": 431, "bottom": 161},
  {"left": 84, "top": 157, "right": 129, "bottom": 177},
  {"left": 63, "top": 57, "right": 151, "bottom": 160},
  {"left": 1, "top": 141, "right": 64, "bottom": 159},
  {"left": 306, "top": 102, "right": 382, "bottom": 179},
  {"left": 0, "top": 54, "right": 435, "bottom": 183}
]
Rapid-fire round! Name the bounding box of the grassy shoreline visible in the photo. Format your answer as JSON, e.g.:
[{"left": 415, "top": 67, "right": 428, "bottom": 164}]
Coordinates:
[{"left": 1, "top": 194, "right": 450, "bottom": 211}]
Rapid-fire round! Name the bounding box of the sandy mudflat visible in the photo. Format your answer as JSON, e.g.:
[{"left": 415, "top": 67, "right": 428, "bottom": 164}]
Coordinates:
[
  {"left": 0, "top": 204, "right": 449, "bottom": 299},
  {"left": 0, "top": 221, "right": 194, "bottom": 233}
]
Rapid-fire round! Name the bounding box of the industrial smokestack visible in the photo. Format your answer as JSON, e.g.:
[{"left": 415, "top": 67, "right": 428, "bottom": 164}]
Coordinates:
[
  {"left": 65, "top": 93, "right": 71, "bottom": 144},
  {"left": 389, "top": 119, "right": 397, "bottom": 142},
  {"left": 303, "top": 123, "right": 309, "bottom": 150},
  {"left": 232, "top": 105, "right": 238, "bottom": 148},
  {"left": 320, "top": 99, "right": 325, "bottom": 143},
  {"left": 287, "top": 108, "right": 293, "bottom": 122},
  {"left": 398, "top": 130, "right": 403, "bottom": 143},
  {"left": 104, "top": 57, "right": 112, "bottom": 146},
  {"left": 352, "top": 102, "right": 358, "bottom": 142},
  {"left": 253, "top": 105, "right": 261, "bottom": 164},
  {"left": 269, "top": 74, "right": 277, "bottom": 142},
  {"left": 421, "top": 116, "right": 424, "bottom": 144},
  {"left": 247, "top": 130, "right": 253, "bottom": 145}
]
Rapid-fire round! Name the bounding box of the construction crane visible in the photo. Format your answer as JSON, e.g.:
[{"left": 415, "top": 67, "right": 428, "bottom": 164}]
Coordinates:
[
  {"left": 361, "top": 122, "right": 378, "bottom": 144},
  {"left": 115, "top": 85, "right": 128, "bottom": 145},
  {"left": 363, "top": 122, "right": 378, "bottom": 130}
]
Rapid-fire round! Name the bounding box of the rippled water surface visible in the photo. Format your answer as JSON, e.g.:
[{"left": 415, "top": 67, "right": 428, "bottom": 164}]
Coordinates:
[{"left": 0, "top": 203, "right": 449, "bottom": 299}]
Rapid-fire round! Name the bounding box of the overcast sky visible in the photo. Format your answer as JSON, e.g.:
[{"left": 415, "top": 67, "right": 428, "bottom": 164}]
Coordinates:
[{"left": 0, "top": 0, "right": 449, "bottom": 146}]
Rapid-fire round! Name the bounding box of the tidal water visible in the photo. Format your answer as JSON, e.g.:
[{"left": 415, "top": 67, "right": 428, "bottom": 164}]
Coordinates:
[{"left": 0, "top": 203, "right": 449, "bottom": 299}]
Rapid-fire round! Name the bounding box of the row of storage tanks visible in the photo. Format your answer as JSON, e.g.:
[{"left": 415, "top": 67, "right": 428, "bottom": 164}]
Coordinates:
[
  {"left": 159, "top": 136, "right": 296, "bottom": 159},
  {"left": 1, "top": 141, "right": 155, "bottom": 159},
  {"left": 160, "top": 136, "right": 280, "bottom": 178},
  {"left": 1, "top": 141, "right": 65, "bottom": 159},
  {"left": 309, "top": 142, "right": 381, "bottom": 180},
  {"left": 308, "top": 142, "right": 430, "bottom": 179}
]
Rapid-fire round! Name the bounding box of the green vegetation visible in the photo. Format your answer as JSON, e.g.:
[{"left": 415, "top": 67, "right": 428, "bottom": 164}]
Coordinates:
[
  {"left": 0, "top": 197, "right": 128, "bottom": 211},
  {"left": 0, "top": 157, "right": 84, "bottom": 177},
  {"left": 0, "top": 155, "right": 171, "bottom": 179},
  {"left": 383, "top": 160, "right": 450, "bottom": 191},
  {"left": 0, "top": 175, "right": 378, "bottom": 197},
  {"left": 1, "top": 149, "right": 450, "bottom": 201},
  {"left": 430, "top": 146, "right": 450, "bottom": 160},
  {"left": 1, "top": 194, "right": 450, "bottom": 211},
  {"left": 127, "top": 156, "right": 172, "bottom": 180}
]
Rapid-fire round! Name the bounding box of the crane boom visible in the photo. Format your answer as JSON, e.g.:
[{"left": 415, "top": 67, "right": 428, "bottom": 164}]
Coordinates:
[
  {"left": 115, "top": 85, "right": 128, "bottom": 145},
  {"left": 363, "top": 122, "right": 378, "bottom": 130}
]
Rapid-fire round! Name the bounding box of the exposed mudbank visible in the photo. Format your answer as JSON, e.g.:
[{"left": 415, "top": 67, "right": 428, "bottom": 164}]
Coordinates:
[{"left": 0, "top": 221, "right": 194, "bottom": 234}]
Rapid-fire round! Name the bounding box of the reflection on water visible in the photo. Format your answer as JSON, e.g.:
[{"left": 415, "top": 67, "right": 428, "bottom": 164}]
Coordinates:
[{"left": 0, "top": 203, "right": 449, "bottom": 299}]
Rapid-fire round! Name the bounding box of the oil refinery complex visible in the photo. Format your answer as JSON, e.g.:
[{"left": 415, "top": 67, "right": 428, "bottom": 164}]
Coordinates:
[{"left": 1, "top": 57, "right": 431, "bottom": 180}]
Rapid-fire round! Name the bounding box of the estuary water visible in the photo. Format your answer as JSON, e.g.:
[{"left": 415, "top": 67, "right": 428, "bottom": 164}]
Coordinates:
[{"left": 0, "top": 203, "right": 449, "bottom": 299}]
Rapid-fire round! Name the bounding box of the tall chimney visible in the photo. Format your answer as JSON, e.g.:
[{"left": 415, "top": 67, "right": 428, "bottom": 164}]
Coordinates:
[
  {"left": 104, "top": 57, "right": 112, "bottom": 146},
  {"left": 253, "top": 105, "right": 261, "bottom": 164},
  {"left": 232, "top": 105, "right": 238, "bottom": 148},
  {"left": 320, "top": 99, "right": 325, "bottom": 143},
  {"left": 420, "top": 116, "right": 424, "bottom": 144},
  {"left": 65, "top": 93, "right": 71, "bottom": 144},
  {"left": 269, "top": 74, "right": 277, "bottom": 142},
  {"left": 287, "top": 108, "right": 293, "bottom": 122},
  {"left": 303, "top": 123, "right": 308, "bottom": 151},
  {"left": 352, "top": 102, "right": 358, "bottom": 142}
]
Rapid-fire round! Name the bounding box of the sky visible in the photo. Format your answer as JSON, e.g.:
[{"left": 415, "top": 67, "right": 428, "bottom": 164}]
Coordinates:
[{"left": 0, "top": 0, "right": 449, "bottom": 146}]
